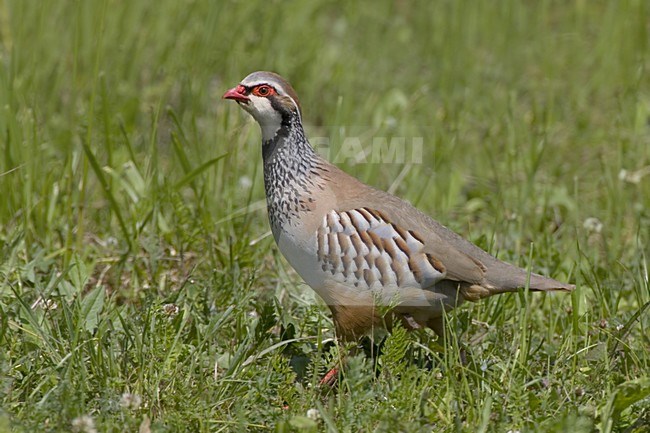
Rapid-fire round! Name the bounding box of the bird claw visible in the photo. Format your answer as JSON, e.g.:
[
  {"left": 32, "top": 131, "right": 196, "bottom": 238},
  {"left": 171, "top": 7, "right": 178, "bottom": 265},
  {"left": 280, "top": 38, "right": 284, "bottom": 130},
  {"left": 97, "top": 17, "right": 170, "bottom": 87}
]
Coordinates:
[{"left": 403, "top": 314, "right": 422, "bottom": 330}]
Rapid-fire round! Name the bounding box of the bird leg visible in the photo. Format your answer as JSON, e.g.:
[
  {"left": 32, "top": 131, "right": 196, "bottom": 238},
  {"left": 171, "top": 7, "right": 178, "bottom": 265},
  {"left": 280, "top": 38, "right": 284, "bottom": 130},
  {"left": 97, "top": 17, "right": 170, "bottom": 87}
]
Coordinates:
[
  {"left": 319, "top": 336, "right": 383, "bottom": 387},
  {"left": 319, "top": 366, "right": 339, "bottom": 387}
]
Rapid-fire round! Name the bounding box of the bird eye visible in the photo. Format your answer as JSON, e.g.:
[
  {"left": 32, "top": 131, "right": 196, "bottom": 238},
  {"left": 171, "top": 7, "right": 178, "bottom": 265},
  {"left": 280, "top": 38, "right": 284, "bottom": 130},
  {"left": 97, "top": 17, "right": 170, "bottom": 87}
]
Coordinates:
[{"left": 253, "top": 85, "right": 274, "bottom": 97}]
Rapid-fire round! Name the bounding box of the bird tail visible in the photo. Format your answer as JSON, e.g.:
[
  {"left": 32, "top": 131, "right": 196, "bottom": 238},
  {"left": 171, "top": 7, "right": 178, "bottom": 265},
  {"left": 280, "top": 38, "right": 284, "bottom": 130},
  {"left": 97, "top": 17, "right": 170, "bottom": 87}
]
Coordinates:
[
  {"left": 527, "top": 272, "right": 575, "bottom": 292},
  {"left": 461, "top": 261, "right": 574, "bottom": 302}
]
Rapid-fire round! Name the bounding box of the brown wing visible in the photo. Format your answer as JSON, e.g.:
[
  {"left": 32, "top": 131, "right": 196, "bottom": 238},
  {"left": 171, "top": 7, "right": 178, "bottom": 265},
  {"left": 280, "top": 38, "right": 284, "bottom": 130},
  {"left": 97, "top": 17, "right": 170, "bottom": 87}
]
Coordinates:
[
  {"left": 325, "top": 164, "right": 573, "bottom": 293},
  {"left": 331, "top": 202, "right": 490, "bottom": 288},
  {"left": 317, "top": 208, "right": 448, "bottom": 292}
]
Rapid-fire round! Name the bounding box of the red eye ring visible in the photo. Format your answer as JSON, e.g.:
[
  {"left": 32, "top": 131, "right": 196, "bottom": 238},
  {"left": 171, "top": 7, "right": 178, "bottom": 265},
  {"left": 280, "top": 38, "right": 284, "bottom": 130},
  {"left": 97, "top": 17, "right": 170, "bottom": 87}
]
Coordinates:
[{"left": 252, "top": 85, "right": 275, "bottom": 97}]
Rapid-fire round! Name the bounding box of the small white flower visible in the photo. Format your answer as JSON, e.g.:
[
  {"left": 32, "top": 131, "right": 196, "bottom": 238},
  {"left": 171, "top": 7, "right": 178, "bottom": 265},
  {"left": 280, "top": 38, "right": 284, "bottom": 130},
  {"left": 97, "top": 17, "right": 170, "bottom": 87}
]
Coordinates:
[
  {"left": 162, "top": 303, "right": 180, "bottom": 317},
  {"left": 31, "top": 297, "right": 58, "bottom": 311},
  {"left": 120, "top": 392, "right": 142, "bottom": 410},
  {"left": 618, "top": 169, "right": 629, "bottom": 181},
  {"left": 306, "top": 408, "right": 321, "bottom": 421},
  {"left": 619, "top": 166, "right": 650, "bottom": 184},
  {"left": 583, "top": 217, "right": 603, "bottom": 234},
  {"left": 71, "top": 415, "right": 97, "bottom": 433},
  {"left": 239, "top": 176, "right": 253, "bottom": 189}
]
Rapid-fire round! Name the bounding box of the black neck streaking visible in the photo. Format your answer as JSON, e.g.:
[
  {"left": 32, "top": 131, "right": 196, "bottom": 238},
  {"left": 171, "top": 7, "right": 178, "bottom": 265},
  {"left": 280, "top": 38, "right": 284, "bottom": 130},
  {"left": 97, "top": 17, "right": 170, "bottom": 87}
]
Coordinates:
[{"left": 262, "top": 112, "right": 323, "bottom": 235}]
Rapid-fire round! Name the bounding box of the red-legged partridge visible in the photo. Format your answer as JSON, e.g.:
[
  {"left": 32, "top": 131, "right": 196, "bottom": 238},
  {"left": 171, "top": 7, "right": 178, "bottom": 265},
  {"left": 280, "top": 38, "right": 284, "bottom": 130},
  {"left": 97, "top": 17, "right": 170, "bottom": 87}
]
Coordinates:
[{"left": 223, "top": 71, "right": 574, "bottom": 343}]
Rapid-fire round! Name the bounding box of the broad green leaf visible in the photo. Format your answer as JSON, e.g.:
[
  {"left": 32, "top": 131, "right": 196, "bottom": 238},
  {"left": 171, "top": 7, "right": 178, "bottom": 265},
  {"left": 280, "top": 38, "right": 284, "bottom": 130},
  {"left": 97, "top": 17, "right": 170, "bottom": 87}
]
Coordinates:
[{"left": 613, "top": 377, "right": 650, "bottom": 413}]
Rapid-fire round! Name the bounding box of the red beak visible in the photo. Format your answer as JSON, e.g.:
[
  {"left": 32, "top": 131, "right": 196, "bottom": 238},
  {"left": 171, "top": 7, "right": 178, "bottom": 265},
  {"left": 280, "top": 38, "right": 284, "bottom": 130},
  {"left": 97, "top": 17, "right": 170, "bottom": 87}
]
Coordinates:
[{"left": 223, "top": 85, "right": 250, "bottom": 103}]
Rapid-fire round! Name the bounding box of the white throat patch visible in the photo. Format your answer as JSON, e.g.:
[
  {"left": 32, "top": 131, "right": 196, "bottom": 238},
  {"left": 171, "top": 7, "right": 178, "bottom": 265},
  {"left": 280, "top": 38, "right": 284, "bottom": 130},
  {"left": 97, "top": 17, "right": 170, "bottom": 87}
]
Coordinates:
[{"left": 243, "top": 96, "right": 282, "bottom": 142}]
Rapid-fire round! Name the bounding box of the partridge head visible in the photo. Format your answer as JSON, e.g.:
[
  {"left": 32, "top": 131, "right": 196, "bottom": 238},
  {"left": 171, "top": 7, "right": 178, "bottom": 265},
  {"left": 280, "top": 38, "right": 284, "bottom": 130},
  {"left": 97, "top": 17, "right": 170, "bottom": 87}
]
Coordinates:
[{"left": 223, "top": 71, "right": 574, "bottom": 341}]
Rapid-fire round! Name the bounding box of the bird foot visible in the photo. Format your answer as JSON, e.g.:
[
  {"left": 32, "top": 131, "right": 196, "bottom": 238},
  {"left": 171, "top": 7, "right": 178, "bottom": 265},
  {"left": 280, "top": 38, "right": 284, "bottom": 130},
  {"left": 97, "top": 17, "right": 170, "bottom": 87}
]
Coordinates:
[{"left": 402, "top": 314, "right": 422, "bottom": 330}]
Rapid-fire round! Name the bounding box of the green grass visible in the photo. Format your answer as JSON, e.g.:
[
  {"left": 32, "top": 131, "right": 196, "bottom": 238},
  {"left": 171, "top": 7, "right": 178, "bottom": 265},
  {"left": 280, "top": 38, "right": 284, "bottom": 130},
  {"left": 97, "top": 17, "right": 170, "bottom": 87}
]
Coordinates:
[{"left": 1, "top": 0, "right": 649, "bottom": 431}]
